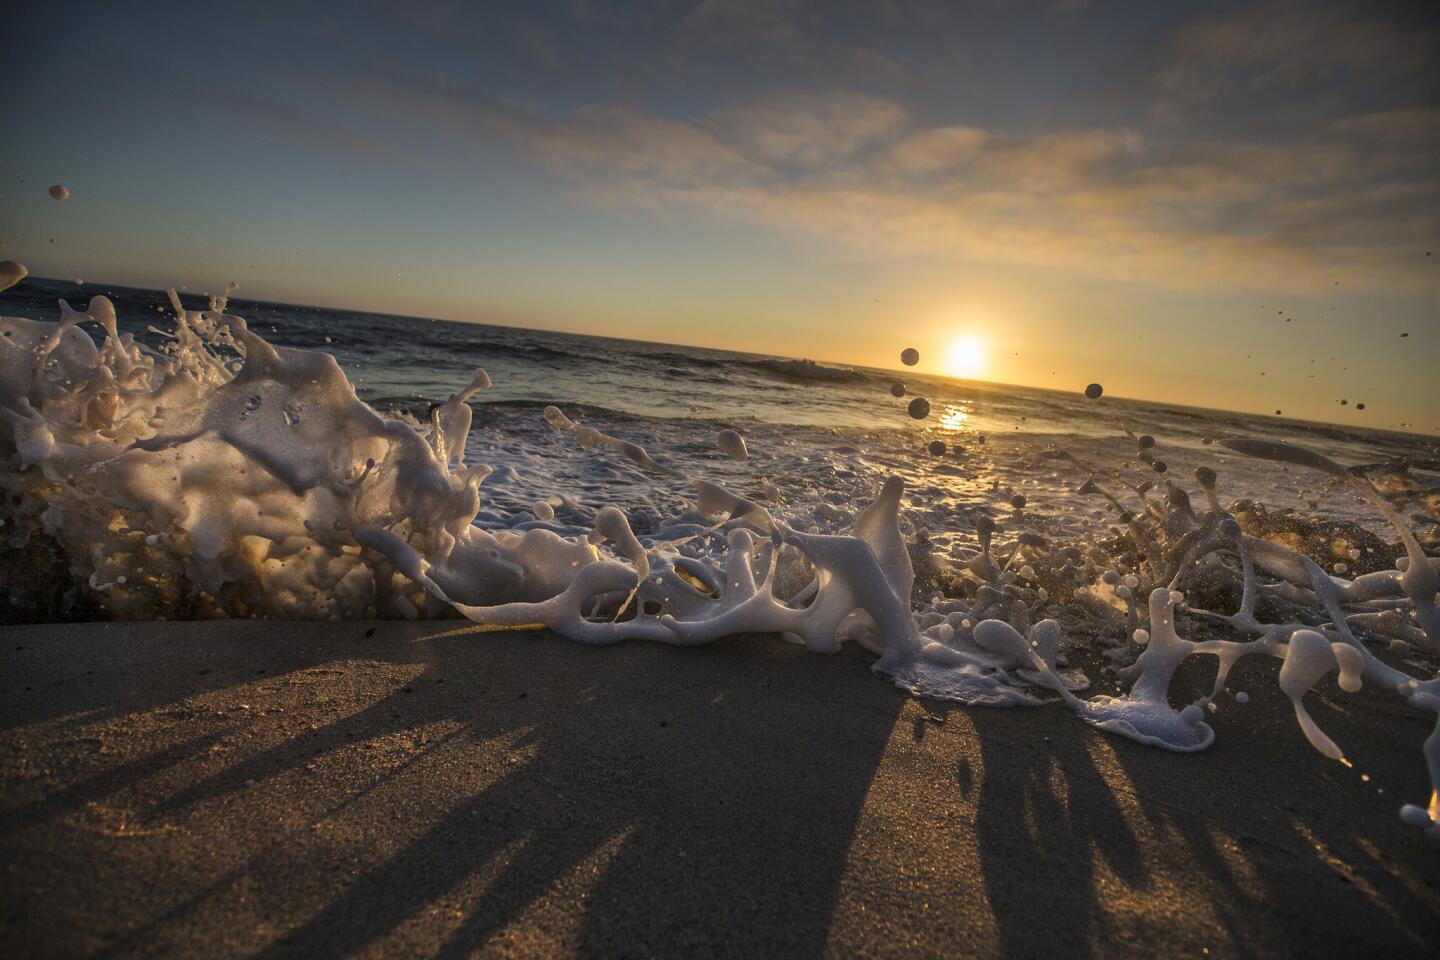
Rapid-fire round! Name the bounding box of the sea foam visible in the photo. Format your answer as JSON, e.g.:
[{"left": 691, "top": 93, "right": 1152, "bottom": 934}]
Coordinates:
[{"left": 1, "top": 272, "right": 1437, "bottom": 842}]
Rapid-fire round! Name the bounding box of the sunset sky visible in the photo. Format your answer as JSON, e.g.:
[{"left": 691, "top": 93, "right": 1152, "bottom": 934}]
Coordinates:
[{"left": 3, "top": 0, "right": 1437, "bottom": 429}]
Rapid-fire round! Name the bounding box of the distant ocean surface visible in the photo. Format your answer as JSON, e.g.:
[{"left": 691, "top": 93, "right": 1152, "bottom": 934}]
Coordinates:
[{"left": 7, "top": 277, "right": 1436, "bottom": 559}]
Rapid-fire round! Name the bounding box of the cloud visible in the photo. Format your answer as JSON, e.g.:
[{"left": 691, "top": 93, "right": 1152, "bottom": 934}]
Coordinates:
[
  {"left": 508, "top": 85, "right": 1435, "bottom": 292},
  {"left": 888, "top": 126, "right": 989, "bottom": 174},
  {"left": 707, "top": 91, "right": 909, "bottom": 169},
  {"left": 974, "top": 129, "right": 1144, "bottom": 188},
  {"left": 1326, "top": 109, "right": 1440, "bottom": 145},
  {"left": 676, "top": 0, "right": 912, "bottom": 87},
  {"left": 532, "top": 106, "right": 767, "bottom": 183},
  {"left": 1152, "top": 0, "right": 1439, "bottom": 124},
  {"left": 300, "top": 1, "right": 1436, "bottom": 295}
]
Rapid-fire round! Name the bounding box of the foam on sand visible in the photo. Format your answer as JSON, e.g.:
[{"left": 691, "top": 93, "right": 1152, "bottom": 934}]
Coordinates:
[{"left": 1, "top": 273, "right": 1438, "bottom": 842}]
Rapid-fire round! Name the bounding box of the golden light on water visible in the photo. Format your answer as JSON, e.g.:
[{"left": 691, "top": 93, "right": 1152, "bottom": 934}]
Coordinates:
[
  {"left": 945, "top": 335, "right": 986, "bottom": 380},
  {"left": 938, "top": 404, "right": 971, "bottom": 431}
]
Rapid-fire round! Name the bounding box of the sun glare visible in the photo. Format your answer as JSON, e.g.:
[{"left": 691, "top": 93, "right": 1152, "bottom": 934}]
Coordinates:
[{"left": 945, "top": 335, "right": 986, "bottom": 380}]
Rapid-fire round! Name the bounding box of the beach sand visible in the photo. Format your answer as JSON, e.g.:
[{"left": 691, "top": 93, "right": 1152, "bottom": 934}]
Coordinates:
[{"left": 3, "top": 621, "right": 1438, "bottom": 959}]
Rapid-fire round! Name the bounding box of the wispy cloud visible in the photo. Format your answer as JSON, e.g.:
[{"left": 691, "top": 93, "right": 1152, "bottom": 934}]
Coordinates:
[
  {"left": 1152, "top": 0, "right": 1438, "bottom": 124},
  {"left": 533, "top": 106, "right": 767, "bottom": 183},
  {"left": 706, "top": 91, "right": 909, "bottom": 170},
  {"left": 675, "top": 0, "right": 913, "bottom": 87},
  {"left": 506, "top": 87, "right": 1436, "bottom": 292},
  {"left": 147, "top": 0, "right": 1440, "bottom": 296}
]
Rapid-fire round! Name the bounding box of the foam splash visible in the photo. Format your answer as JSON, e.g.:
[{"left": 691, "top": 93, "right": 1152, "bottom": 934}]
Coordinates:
[{"left": 2, "top": 275, "right": 1438, "bottom": 842}]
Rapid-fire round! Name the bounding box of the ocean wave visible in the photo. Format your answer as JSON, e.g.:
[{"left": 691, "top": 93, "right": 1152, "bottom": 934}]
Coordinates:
[{"left": 744, "top": 357, "right": 862, "bottom": 383}]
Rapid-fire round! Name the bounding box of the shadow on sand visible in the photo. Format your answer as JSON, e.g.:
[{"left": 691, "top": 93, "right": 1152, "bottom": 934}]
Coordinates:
[{"left": 2, "top": 620, "right": 1438, "bottom": 958}]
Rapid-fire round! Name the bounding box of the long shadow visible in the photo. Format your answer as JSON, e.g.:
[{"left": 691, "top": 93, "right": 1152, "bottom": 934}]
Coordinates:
[
  {"left": 18, "top": 626, "right": 907, "bottom": 960},
  {"left": 954, "top": 642, "right": 1440, "bottom": 959},
  {"left": 240, "top": 632, "right": 904, "bottom": 959},
  {"left": 0, "top": 727, "right": 231, "bottom": 838},
  {"left": 11, "top": 620, "right": 1438, "bottom": 958},
  {"left": 1103, "top": 652, "right": 1440, "bottom": 958},
  {"left": 2, "top": 620, "right": 381, "bottom": 731},
  {"left": 0, "top": 620, "right": 401, "bottom": 841},
  {"left": 566, "top": 656, "right": 902, "bottom": 959},
  {"left": 966, "top": 703, "right": 1147, "bottom": 960}
]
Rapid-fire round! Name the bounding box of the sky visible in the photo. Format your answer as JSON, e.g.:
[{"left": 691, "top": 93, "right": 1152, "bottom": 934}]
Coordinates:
[{"left": 3, "top": 0, "right": 1437, "bottom": 430}]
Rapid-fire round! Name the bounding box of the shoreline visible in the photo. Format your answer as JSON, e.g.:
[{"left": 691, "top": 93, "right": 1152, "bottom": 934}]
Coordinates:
[
  {"left": 13, "top": 274, "right": 1437, "bottom": 439},
  {"left": 3, "top": 620, "right": 1439, "bottom": 958}
]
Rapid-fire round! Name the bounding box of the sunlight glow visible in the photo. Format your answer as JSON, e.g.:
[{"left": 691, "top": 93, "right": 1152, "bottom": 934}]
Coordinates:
[
  {"left": 945, "top": 335, "right": 986, "bottom": 380},
  {"left": 938, "top": 405, "right": 971, "bottom": 431}
]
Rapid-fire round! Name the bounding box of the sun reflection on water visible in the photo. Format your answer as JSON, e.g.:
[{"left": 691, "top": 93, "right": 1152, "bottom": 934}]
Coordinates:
[{"left": 938, "top": 404, "right": 971, "bottom": 431}]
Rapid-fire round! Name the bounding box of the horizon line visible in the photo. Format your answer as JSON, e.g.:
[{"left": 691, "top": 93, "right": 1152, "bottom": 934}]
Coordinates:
[{"left": 17, "top": 272, "right": 1439, "bottom": 441}]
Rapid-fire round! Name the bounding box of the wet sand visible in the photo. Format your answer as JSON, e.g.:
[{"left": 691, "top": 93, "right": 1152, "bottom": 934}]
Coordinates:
[{"left": 2, "top": 620, "right": 1438, "bottom": 959}]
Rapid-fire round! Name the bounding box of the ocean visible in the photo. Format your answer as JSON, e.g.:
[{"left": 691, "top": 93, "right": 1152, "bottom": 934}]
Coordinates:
[
  {"left": 4, "top": 276, "right": 1434, "bottom": 566},
  {"left": 4, "top": 270, "right": 1440, "bottom": 823}
]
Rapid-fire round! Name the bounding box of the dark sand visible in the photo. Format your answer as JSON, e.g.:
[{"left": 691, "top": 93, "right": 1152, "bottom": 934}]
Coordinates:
[{"left": 2, "top": 621, "right": 1438, "bottom": 959}]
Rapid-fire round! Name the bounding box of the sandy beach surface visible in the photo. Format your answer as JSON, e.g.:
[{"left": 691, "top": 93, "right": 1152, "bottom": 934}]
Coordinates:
[{"left": 3, "top": 620, "right": 1438, "bottom": 959}]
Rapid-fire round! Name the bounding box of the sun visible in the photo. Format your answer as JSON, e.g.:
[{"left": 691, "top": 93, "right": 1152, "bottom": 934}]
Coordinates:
[{"left": 945, "top": 335, "right": 986, "bottom": 379}]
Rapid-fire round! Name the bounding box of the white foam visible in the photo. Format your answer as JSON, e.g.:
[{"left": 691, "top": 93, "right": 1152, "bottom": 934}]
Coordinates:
[{"left": 1, "top": 286, "right": 1437, "bottom": 841}]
